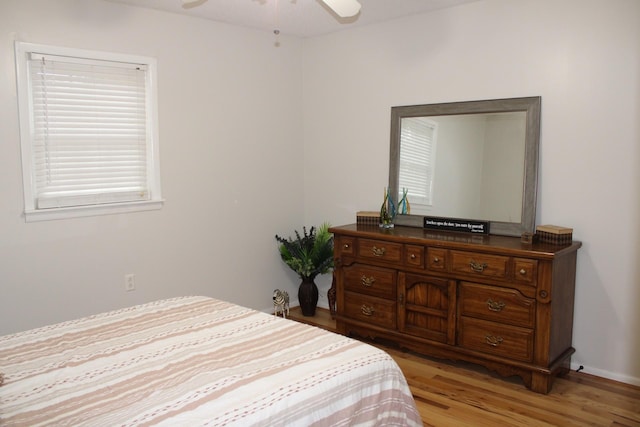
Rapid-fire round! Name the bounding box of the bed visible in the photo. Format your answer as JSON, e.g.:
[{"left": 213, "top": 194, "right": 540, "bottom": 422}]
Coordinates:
[{"left": 0, "top": 296, "right": 421, "bottom": 426}]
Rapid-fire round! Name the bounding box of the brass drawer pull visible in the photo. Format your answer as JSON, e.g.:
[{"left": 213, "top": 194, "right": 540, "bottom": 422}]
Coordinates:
[
  {"left": 410, "top": 253, "right": 416, "bottom": 259},
  {"left": 360, "top": 304, "right": 375, "bottom": 316},
  {"left": 433, "top": 256, "right": 440, "bottom": 263},
  {"left": 372, "top": 246, "right": 386, "bottom": 257},
  {"left": 485, "top": 335, "right": 504, "bottom": 347},
  {"left": 343, "top": 243, "right": 350, "bottom": 249},
  {"left": 487, "top": 298, "right": 506, "bottom": 312},
  {"left": 361, "top": 275, "right": 376, "bottom": 287},
  {"left": 519, "top": 268, "right": 527, "bottom": 275},
  {"left": 470, "top": 260, "right": 488, "bottom": 272}
]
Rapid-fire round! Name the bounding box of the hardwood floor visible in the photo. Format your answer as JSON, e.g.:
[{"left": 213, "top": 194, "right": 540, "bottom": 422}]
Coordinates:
[{"left": 288, "top": 307, "right": 640, "bottom": 427}]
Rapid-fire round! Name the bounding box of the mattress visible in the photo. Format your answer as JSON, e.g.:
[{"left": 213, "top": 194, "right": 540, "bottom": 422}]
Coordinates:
[{"left": 0, "top": 296, "right": 421, "bottom": 426}]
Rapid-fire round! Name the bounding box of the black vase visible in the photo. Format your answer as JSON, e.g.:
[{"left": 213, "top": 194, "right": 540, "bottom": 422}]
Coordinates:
[{"left": 298, "top": 278, "right": 319, "bottom": 317}]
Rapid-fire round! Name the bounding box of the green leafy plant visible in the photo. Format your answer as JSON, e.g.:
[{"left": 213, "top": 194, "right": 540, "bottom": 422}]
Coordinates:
[{"left": 275, "top": 223, "right": 334, "bottom": 281}]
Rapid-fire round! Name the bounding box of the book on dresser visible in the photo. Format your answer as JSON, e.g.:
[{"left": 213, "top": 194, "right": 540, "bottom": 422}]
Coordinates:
[{"left": 329, "top": 223, "right": 581, "bottom": 394}]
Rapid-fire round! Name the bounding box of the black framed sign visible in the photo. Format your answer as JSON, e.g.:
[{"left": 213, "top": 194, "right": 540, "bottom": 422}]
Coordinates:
[{"left": 423, "top": 216, "right": 490, "bottom": 234}]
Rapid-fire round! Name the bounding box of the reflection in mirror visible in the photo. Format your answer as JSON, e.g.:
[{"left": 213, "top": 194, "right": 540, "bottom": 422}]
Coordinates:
[
  {"left": 389, "top": 97, "right": 541, "bottom": 237},
  {"left": 400, "top": 112, "right": 526, "bottom": 222}
]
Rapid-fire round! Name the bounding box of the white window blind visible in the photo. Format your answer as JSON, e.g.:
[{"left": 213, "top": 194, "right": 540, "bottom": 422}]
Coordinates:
[
  {"left": 398, "top": 117, "right": 437, "bottom": 206},
  {"left": 16, "top": 42, "right": 162, "bottom": 221}
]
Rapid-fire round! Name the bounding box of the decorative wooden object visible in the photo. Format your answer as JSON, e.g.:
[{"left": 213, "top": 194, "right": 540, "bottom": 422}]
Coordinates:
[
  {"left": 536, "top": 224, "right": 573, "bottom": 245},
  {"left": 356, "top": 211, "right": 380, "bottom": 226},
  {"left": 330, "top": 224, "right": 581, "bottom": 394}
]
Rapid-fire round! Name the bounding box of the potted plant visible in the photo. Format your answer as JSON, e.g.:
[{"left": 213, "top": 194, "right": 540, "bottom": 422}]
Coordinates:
[{"left": 275, "top": 223, "right": 334, "bottom": 316}]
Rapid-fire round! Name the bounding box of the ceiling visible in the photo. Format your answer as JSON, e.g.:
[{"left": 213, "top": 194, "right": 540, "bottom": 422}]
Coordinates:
[{"left": 103, "top": 0, "right": 480, "bottom": 38}]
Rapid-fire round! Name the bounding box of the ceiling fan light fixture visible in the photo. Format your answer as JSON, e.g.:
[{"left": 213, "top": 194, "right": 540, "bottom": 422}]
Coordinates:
[{"left": 321, "top": 0, "right": 361, "bottom": 18}]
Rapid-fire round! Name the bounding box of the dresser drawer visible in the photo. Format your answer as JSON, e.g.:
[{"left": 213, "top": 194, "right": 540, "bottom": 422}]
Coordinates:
[
  {"left": 458, "top": 316, "right": 533, "bottom": 362},
  {"left": 427, "top": 248, "right": 448, "bottom": 271},
  {"left": 405, "top": 245, "right": 425, "bottom": 268},
  {"left": 343, "top": 264, "right": 396, "bottom": 299},
  {"left": 335, "top": 235, "right": 356, "bottom": 257},
  {"left": 358, "top": 239, "right": 402, "bottom": 263},
  {"left": 513, "top": 258, "right": 538, "bottom": 286},
  {"left": 344, "top": 291, "right": 396, "bottom": 329},
  {"left": 451, "top": 250, "right": 508, "bottom": 279},
  {"left": 459, "top": 282, "right": 535, "bottom": 328}
]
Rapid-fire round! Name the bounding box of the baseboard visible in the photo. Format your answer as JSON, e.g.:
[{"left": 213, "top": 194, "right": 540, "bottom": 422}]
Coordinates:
[{"left": 570, "top": 362, "right": 640, "bottom": 387}]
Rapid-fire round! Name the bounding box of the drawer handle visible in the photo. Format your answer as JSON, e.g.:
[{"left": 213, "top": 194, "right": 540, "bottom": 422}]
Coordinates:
[
  {"left": 360, "top": 304, "right": 375, "bottom": 316},
  {"left": 372, "top": 246, "right": 386, "bottom": 257},
  {"left": 519, "top": 268, "right": 527, "bottom": 275},
  {"left": 470, "top": 260, "right": 488, "bottom": 272},
  {"left": 487, "top": 298, "right": 506, "bottom": 312},
  {"left": 433, "top": 257, "right": 440, "bottom": 263},
  {"left": 361, "top": 275, "right": 376, "bottom": 287},
  {"left": 343, "top": 243, "right": 350, "bottom": 249},
  {"left": 485, "top": 335, "right": 504, "bottom": 347},
  {"left": 410, "top": 253, "right": 416, "bottom": 259}
]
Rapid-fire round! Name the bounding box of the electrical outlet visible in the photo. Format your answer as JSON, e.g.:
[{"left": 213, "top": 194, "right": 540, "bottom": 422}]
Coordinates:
[{"left": 125, "top": 273, "right": 135, "bottom": 292}]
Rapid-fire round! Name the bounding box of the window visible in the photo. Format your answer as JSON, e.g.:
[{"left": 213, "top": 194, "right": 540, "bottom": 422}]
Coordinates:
[
  {"left": 15, "top": 42, "right": 162, "bottom": 221},
  {"left": 398, "top": 117, "right": 437, "bottom": 206}
]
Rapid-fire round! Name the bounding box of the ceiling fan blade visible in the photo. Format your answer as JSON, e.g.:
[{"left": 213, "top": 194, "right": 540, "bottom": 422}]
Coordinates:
[
  {"left": 321, "top": 0, "right": 361, "bottom": 18},
  {"left": 182, "top": 0, "right": 207, "bottom": 8}
]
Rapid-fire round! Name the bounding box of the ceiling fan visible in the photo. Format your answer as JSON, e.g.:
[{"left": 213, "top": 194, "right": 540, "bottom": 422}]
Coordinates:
[{"left": 181, "top": 0, "right": 362, "bottom": 18}]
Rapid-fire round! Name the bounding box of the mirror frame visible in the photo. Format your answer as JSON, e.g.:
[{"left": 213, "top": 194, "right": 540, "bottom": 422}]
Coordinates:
[{"left": 389, "top": 96, "right": 541, "bottom": 237}]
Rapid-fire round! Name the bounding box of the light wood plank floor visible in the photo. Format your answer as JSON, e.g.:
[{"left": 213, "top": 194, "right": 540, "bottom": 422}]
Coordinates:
[{"left": 289, "top": 307, "right": 640, "bottom": 427}]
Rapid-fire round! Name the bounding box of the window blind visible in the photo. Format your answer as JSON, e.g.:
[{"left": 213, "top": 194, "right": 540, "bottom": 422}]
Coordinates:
[
  {"left": 27, "top": 53, "right": 149, "bottom": 209},
  {"left": 398, "top": 117, "right": 436, "bottom": 206}
]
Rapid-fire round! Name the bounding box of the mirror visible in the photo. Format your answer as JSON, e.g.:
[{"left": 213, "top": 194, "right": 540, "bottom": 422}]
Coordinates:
[{"left": 389, "top": 97, "right": 541, "bottom": 237}]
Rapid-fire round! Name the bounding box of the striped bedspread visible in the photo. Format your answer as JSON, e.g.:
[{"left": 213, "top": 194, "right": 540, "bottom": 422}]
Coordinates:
[{"left": 0, "top": 296, "right": 421, "bottom": 426}]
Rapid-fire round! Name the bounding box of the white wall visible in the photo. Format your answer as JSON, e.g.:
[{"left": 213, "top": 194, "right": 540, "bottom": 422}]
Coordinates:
[
  {"left": 302, "top": 0, "right": 640, "bottom": 385},
  {"left": 1, "top": 0, "right": 639, "bottom": 387},
  {"left": 0, "top": 0, "right": 305, "bottom": 333}
]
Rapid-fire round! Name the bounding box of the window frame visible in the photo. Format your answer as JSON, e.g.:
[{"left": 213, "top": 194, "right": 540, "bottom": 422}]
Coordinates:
[{"left": 15, "top": 42, "right": 163, "bottom": 222}]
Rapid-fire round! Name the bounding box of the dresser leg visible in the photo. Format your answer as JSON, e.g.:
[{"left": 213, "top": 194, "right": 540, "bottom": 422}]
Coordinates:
[
  {"left": 328, "top": 272, "right": 337, "bottom": 318},
  {"left": 531, "top": 372, "right": 553, "bottom": 394},
  {"left": 557, "top": 358, "right": 571, "bottom": 378}
]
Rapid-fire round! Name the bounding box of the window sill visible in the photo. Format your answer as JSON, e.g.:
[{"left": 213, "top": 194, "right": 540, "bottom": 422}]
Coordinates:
[{"left": 24, "top": 200, "right": 164, "bottom": 222}]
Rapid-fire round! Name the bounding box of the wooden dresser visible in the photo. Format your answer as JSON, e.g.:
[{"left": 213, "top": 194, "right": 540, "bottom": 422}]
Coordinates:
[{"left": 329, "top": 224, "right": 581, "bottom": 393}]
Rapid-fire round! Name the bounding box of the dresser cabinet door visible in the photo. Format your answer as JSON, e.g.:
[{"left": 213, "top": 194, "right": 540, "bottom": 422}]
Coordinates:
[{"left": 398, "top": 273, "right": 456, "bottom": 344}]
